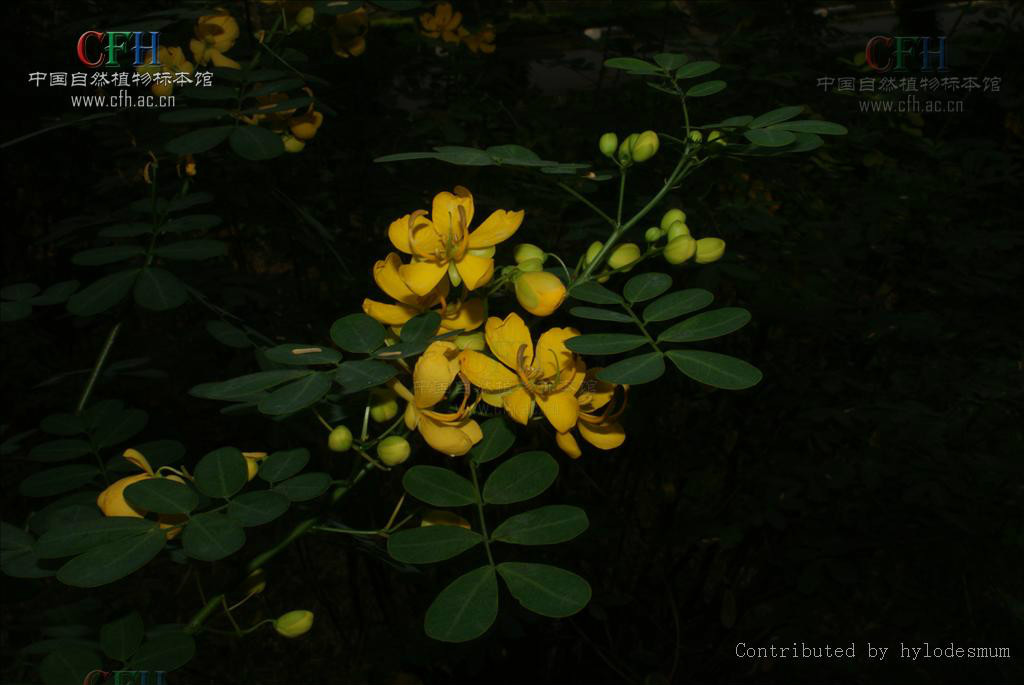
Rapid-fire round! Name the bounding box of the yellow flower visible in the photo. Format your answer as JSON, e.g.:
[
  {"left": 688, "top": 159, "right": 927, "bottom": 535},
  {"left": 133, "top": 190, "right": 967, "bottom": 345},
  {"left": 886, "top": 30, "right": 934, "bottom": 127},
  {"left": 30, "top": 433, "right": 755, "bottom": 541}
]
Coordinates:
[
  {"left": 136, "top": 46, "right": 194, "bottom": 97},
  {"left": 459, "top": 313, "right": 585, "bottom": 433},
  {"left": 555, "top": 368, "right": 627, "bottom": 459},
  {"left": 288, "top": 110, "right": 323, "bottom": 141},
  {"left": 190, "top": 8, "right": 241, "bottom": 68},
  {"left": 420, "top": 3, "right": 462, "bottom": 43},
  {"left": 389, "top": 187, "right": 523, "bottom": 296},
  {"left": 96, "top": 449, "right": 188, "bottom": 539},
  {"left": 331, "top": 8, "right": 368, "bottom": 58},
  {"left": 242, "top": 451, "right": 268, "bottom": 481},
  {"left": 514, "top": 271, "right": 566, "bottom": 317},
  {"left": 390, "top": 341, "right": 483, "bottom": 456},
  {"left": 458, "top": 25, "right": 496, "bottom": 53},
  {"left": 362, "top": 253, "right": 486, "bottom": 334}
]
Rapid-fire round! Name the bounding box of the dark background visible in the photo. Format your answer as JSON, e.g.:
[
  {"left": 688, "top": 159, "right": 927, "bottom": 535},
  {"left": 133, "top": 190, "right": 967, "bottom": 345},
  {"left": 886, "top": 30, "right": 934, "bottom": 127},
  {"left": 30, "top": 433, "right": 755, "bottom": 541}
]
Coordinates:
[{"left": 2, "top": 1, "right": 1022, "bottom": 684}]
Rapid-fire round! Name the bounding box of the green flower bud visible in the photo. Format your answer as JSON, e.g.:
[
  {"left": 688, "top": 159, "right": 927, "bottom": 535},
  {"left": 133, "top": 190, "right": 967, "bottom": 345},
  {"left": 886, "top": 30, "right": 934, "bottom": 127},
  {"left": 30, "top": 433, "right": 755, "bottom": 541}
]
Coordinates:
[
  {"left": 663, "top": 235, "right": 696, "bottom": 264},
  {"left": 707, "top": 130, "right": 726, "bottom": 146},
  {"left": 369, "top": 388, "right": 399, "bottom": 423},
  {"left": 377, "top": 435, "right": 411, "bottom": 466},
  {"left": 666, "top": 220, "right": 690, "bottom": 241},
  {"left": 275, "top": 610, "right": 314, "bottom": 638},
  {"left": 327, "top": 425, "right": 353, "bottom": 452},
  {"left": 617, "top": 134, "right": 638, "bottom": 165},
  {"left": 608, "top": 243, "right": 642, "bottom": 271},
  {"left": 513, "top": 243, "right": 546, "bottom": 264},
  {"left": 242, "top": 568, "right": 266, "bottom": 596},
  {"left": 630, "top": 130, "right": 659, "bottom": 163},
  {"left": 517, "top": 258, "right": 544, "bottom": 273},
  {"left": 454, "top": 332, "right": 485, "bottom": 351},
  {"left": 660, "top": 208, "right": 687, "bottom": 230},
  {"left": 584, "top": 241, "right": 603, "bottom": 265},
  {"left": 644, "top": 227, "right": 663, "bottom": 243},
  {"left": 296, "top": 6, "right": 315, "bottom": 27},
  {"left": 695, "top": 237, "right": 726, "bottom": 264},
  {"left": 598, "top": 132, "right": 618, "bottom": 158},
  {"left": 689, "top": 130, "right": 703, "bottom": 143}
]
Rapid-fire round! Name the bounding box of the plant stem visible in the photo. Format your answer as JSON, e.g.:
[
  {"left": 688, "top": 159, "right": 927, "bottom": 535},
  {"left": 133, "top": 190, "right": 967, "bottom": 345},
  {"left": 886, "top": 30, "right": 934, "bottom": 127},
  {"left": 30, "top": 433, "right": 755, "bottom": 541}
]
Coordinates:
[
  {"left": 556, "top": 181, "right": 616, "bottom": 228},
  {"left": 622, "top": 301, "right": 663, "bottom": 354},
  {"left": 576, "top": 155, "right": 691, "bottom": 283},
  {"left": 74, "top": 321, "right": 122, "bottom": 415},
  {"left": 616, "top": 170, "right": 627, "bottom": 226},
  {"left": 469, "top": 461, "right": 495, "bottom": 566}
]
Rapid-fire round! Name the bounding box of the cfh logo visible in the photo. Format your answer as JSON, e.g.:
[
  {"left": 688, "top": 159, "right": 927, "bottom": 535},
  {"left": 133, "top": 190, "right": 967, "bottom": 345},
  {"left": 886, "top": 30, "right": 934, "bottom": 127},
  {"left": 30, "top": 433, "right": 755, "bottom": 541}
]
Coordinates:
[
  {"left": 865, "top": 35, "right": 948, "bottom": 73},
  {"left": 83, "top": 670, "right": 168, "bottom": 685},
  {"left": 76, "top": 31, "right": 161, "bottom": 68}
]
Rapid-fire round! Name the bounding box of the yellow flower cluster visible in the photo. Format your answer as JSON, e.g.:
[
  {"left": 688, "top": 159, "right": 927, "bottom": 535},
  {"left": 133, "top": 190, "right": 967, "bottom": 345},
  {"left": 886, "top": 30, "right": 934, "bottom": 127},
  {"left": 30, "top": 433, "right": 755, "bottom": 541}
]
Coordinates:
[
  {"left": 136, "top": 46, "right": 194, "bottom": 97},
  {"left": 419, "top": 3, "right": 496, "bottom": 53},
  {"left": 190, "top": 8, "right": 241, "bottom": 69},
  {"left": 361, "top": 187, "right": 625, "bottom": 459}
]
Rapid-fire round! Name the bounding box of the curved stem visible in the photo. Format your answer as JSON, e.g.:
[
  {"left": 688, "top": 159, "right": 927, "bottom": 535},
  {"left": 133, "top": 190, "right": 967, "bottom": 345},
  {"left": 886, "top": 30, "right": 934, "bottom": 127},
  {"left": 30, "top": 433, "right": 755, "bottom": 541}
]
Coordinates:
[{"left": 555, "top": 181, "right": 616, "bottom": 228}]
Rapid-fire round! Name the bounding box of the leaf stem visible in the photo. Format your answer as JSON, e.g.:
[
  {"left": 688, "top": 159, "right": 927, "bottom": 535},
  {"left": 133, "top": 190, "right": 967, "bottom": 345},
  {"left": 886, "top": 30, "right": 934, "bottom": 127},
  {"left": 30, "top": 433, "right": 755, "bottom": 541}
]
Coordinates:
[
  {"left": 469, "top": 461, "right": 495, "bottom": 567},
  {"left": 74, "top": 321, "right": 122, "bottom": 415},
  {"left": 555, "top": 181, "right": 616, "bottom": 228}
]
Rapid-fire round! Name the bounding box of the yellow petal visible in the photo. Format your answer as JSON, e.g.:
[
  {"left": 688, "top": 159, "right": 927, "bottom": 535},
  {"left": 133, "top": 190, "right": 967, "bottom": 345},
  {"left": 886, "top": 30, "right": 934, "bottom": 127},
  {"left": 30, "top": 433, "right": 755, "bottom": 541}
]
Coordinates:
[
  {"left": 578, "top": 419, "right": 626, "bottom": 450},
  {"left": 468, "top": 209, "right": 524, "bottom": 248},
  {"left": 459, "top": 350, "right": 518, "bottom": 392},
  {"left": 400, "top": 260, "right": 448, "bottom": 297},
  {"left": 413, "top": 342, "right": 460, "bottom": 409},
  {"left": 455, "top": 254, "right": 494, "bottom": 291},
  {"left": 418, "top": 415, "right": 476, "bottom": 456},
  {"left": 96, "top": 474, "right": 151, "bottom": 518},
  {"left": 579, "top": 367, "right": 615, "bottom": 410},
  {"left": 533, "top": 327, "right": 580, "bottom": 381},
  {"left": 503, "top": 386, "right": 534, "bottom": 425},
  {"left": 404, "top": 402, "right": 418, "bottom": 430},
  {"left": 432, "top": 187, "right": 474, "bottom": 240},
  {"left": 480, "top": 390, "right": 505, "bottom": 408},
  {"left": 374, "top": 253, "right": 419, "bottom": 304},
  {"left": 387, "top": 213, "right": 431, "bottom": 254},
  {"left": 485, "top": 313, "right": 533, "bottom": 372},
  {"left": 556, "top": 431, "right": 582, "bottom": 459},
  {"left": 440, "top": 298, "right": 485, "bottom": 333},
  {"left": 536, "top": 389, "right": 579, "bottom": 433},
  {"left": 363, "top": 298, "right": 418, "bottom": 326},
  {"left": 122, "top": 448, "right": 154, "bottom": 475},
  {"left": 189, "top": 38, "right": 206, "bottom": 64},
  {"left": 208, "top": 49, "right": 240, "bottom": 69}
]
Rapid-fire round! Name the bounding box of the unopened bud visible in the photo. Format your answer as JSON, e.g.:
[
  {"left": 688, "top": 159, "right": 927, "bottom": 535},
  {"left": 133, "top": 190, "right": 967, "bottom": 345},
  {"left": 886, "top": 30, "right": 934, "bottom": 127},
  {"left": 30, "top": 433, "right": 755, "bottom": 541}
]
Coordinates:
[
  {"left": 689, "top": 130, "right": 703, "bottom": 143},
  {"left": 584, "top": 241, "right": 603, "bottom": 265},
  {"left": 453, "top": 332, "right": 485, "bottom": 351},
  {"left": 377, "top": 436, "right": 411, "bottom": 466},
  {"left": 369, "top": 388, "right": 399, "bottom": 423},
  {"left": 663, "top": 236, "right": 696, "bottom": 264},
  {"left": 695, "top": 237, "right": 726, "bottom": 264},
  {"left": 514, "top": 271, "right": 567, "bottom": 317},
  {"left": 630, "top": 130, "right": 659, "bottom": 162},
  {"left": 274, "top": 610, "right": 314, "bottom": 638},
  {"left": 598, "top": 132, "right": 618, "bottom": 158},
  {"left": 617, "top": 133, "right": 638, "bottom": 165},
  {"left": 282, "top": 134, "right": 305, "bottom": 153},
  {"left": 296, "top": 6, "right": 315, "bottom": 27},
  {"left": 517, "top": 258, "right": 544, "bottom": 273},
  {"left": 660, "top": 208, "right": 687, "bottom": 230},
  {"left": 513, "top": 243, "right": 545, "bottom": 264},
  {"left": 644, "top": 227, "right": 663, "bottom": 243},
  {"left": 327, "top": 426, "right": 353, "bottom": 452},
  {"left": 242, "top": 569, "right": 266, "bottom": 596},
  {"left": 666, "top": 220, "right": 690, "bottom": 241},
  {"left": 708, "top": 130, "right": 726, "bottom": 145},
  {"left": 607, "top": 243, "right": 642, "bottom": 271}
]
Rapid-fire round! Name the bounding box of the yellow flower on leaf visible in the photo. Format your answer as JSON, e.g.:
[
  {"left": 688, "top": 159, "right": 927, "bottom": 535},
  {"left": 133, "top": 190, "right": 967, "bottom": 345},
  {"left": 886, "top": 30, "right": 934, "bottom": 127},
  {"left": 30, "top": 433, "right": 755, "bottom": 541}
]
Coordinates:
[
  {"left": 331, "top": 8, "right": 368, "bottom": 58},
  {"left": 458, "top": 25, "right": 496, "bottom": 54},
  {"left": 190, "top": 8, "right": 241, "bottom": 69},
  {"left": 555, "top": 368, "right": 627, "bottom": 459},
  {"left": 363, "top": 253, "right": 486, "bottom": 334},
  {"left": 96, "top": 448, "right": 188, "bottom": 539},
  {"left": 420, "top": 3, "right": 462, "bottom": 43},
  {"left": 459, "top": 313, "right": 585, "bottom": 433},
  {"left": 243, "top": 451, "right": 268, "bottom": 481},
  {"left": 389, "top": 186, "right": 523, "bottom": 296},
  {"left": 389, "top": 341, "right": 482, "bottom": 456},
  {"left": 137, "top": 46, "right": 194, "bottom": 97}
]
